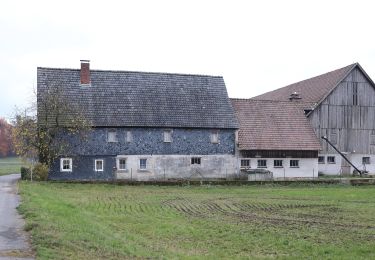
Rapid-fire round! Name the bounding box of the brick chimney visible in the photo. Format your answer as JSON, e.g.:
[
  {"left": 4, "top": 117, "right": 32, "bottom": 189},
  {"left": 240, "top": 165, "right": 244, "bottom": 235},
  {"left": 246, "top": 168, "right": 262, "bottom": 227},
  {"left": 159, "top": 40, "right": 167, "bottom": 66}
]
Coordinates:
[{"left": 80, "top": 60, "right": 90, "bottom": 85}]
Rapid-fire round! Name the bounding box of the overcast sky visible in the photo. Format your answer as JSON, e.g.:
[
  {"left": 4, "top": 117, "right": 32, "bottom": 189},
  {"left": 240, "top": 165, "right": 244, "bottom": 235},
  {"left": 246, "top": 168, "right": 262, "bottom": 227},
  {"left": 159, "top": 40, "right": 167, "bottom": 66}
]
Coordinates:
[{"left": 1, "top": 0, "right": 375, "bottom": 120}]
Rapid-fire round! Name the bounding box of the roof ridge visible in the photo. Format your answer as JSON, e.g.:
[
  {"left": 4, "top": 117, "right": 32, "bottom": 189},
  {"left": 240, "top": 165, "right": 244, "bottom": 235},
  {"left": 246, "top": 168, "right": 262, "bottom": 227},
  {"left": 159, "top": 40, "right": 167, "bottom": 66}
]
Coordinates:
[{"left": 37, "top": 67, "right": 222, "bottom": 78}]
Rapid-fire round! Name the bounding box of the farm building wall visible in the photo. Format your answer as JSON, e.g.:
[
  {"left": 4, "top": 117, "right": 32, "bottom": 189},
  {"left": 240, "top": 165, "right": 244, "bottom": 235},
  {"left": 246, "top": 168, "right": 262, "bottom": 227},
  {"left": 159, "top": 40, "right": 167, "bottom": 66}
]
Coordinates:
[
  {"left": 48, "top": 127, "right": 237, "bottom": 180},
  {"left": 238, "top": 151, "right": 319, "bottom": 179},
  {"left": 308, "top": 67, "right": 375, "bottom": 175}
]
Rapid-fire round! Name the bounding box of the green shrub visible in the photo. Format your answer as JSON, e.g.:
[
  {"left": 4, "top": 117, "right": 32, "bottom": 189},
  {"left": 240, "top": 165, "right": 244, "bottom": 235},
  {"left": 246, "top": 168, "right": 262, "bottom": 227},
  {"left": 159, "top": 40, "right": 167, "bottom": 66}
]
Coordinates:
[
  {"left": 20, "top": 167, "right": 31, "bottom": 180},
  {"left": 32, "top": 163, "right": 49, "bottom": 181}
]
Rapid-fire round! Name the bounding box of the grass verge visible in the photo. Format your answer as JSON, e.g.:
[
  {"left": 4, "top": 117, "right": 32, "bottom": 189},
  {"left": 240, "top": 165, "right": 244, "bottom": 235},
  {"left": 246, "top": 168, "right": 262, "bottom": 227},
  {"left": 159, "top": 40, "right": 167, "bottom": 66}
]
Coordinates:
[
  {"left": 19, "top": 183, "right": 375, "bottom": 259},
  {"left": 0, "top": 157, "right": 25, "bottom": 176}
]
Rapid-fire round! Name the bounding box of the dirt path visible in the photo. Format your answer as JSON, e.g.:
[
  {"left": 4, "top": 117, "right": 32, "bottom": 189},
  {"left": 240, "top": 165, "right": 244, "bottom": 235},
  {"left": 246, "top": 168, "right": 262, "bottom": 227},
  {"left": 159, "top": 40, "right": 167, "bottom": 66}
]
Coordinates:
[{"left": 0, "top": 174, "right": 34, "bottom": 259}]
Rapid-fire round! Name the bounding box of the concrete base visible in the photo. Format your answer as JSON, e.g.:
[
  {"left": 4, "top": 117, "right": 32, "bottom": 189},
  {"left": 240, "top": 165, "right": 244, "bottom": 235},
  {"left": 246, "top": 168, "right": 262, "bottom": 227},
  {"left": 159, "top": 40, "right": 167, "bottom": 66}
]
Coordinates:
[{"left": 115, "top": 154, "right": 238, "bottom": 181}]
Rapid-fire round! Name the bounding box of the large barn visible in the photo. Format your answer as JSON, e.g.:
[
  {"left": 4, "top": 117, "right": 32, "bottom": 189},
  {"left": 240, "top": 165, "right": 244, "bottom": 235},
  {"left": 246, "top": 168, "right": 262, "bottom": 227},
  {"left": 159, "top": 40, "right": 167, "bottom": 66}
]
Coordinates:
[
  {"left": 253, "top": 63, "right": 375, "bottom": 175},
  {"left": 37, "top": 60, "right": 239, "bottom": 180}
]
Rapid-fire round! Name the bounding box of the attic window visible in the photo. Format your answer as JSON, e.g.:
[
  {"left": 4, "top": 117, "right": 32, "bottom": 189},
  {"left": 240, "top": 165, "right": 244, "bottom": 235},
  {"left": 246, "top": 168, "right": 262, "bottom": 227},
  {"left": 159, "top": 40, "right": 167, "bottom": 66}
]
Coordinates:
[
  {"left": 108, "top": 130, "right": 118, "bottom": 142},
  {"left": 353, "top": 83, "right": 358, "bottom": 106},
  {"left": 126, "top": 131, "right": 133, "bottom": 143},
  {"left": 164, "top": 130, "right": 172, "bottom": 143},
  {"left": 210, "top": 130, "right": 219, "bottom": 144}
]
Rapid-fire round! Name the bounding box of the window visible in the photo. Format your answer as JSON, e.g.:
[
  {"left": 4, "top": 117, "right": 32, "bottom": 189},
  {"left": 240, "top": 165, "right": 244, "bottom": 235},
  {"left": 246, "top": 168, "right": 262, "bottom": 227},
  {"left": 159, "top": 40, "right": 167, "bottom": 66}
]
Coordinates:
[
  {"left": 95, "top": 159, "right": 104, "bottom": 172},
  {"left": 327, "top": 156, "right": 336, "bottom": 164},
  {"left": 126, "top": 131, "right": 132, "bottom": 143},
  {"left": 139, "top": 158, "right": 147, "bottom": 170},
  {"left": 117, "top": 158, "right": 127, "bottom": 170},
  {"left": 108, "top": 130, "right": 118, "bottom": 142},
  {"left": 210, "top": 131, "right": 219, "bottom": 144},
  {"left": 353, "top": 82, "right": 358, "bottom": 106},
  {"left": 274, "top": 160, "right": 283, "bottom": 168},
  {"left": 318, "top": 156, "right": 325, "bottom": 164},
  {"left": 362, "top": 157, "right": 370, "bottom": 165},
  {"left": 164, "top": 130, "right": 172, "bottom": 143},
  {"left": 290, "top": 160, "right": 299, "bottom": 168},
  {"left": 257, "top": 159, "right": 267, "bottom": 168},
  {"left": 60, "top": 158, "right": 72, "bottom": 172},
  {"left": 240, "top": 159, "right": 250, "bottom": 169},
  {"left": 330, "top": 134, "right": 337, "bottom": 145},
  {"left": 371, "top": 131, "right": 375, "bottom": 145},
  {"left": 191, "top": 157, "right": 201, "bottom": 165}
]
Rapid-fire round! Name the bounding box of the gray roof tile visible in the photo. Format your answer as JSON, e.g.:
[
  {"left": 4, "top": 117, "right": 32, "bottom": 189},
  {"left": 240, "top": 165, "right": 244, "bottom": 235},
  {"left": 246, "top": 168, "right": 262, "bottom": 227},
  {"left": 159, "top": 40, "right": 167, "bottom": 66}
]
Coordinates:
[{"left": 37, "top": 68, "right": 239, "bottom": 129}]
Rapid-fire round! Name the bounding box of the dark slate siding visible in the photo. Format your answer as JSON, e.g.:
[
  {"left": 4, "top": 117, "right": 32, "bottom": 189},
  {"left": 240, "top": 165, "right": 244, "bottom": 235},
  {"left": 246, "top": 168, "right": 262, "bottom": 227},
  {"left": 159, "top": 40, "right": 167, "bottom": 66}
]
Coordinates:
[
  {"left": 49, "top": 155, "right": 116, "bottom": 180},
  {"left": 66, "top": 128, "right": 236, "bottom": 156}
]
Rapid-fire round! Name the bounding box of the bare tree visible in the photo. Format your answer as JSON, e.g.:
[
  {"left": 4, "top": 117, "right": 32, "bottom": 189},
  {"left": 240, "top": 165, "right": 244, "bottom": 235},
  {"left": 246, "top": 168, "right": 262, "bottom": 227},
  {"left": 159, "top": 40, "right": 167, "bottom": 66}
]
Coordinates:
[{"left": 12, "top": 83, "right": 91, "bottom": 166}]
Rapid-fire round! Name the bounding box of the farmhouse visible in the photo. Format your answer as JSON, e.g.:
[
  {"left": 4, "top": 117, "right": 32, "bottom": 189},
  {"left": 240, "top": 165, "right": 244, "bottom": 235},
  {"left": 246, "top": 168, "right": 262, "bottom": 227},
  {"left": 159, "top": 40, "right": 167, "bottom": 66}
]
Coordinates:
[
  {"left": 231, "top": 99, "right": 321, "bottom": 178},
  {"left": 37, "top": 60, "right": 239, "bottom": 180},
  {"left": 253, "top": 63, "right": 375, "bottom": 175}
]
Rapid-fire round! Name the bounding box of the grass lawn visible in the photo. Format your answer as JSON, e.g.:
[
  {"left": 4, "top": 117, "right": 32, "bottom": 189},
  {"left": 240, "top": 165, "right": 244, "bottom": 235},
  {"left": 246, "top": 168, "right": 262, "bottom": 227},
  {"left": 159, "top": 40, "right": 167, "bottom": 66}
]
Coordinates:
[
  {"left": 19, "top": 183, "right": 375, "bottom": 259},
  {"left": 0, "top": 157, "right": 25, "bottom": 176}
]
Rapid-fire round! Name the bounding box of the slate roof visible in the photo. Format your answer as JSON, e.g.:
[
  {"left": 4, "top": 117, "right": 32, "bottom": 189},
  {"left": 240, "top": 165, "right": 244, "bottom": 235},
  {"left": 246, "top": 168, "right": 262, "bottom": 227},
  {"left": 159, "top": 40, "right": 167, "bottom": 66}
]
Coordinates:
[
  {"left": 37, "top": 67, "right": 239, "bottom": 129},
  {"left": 231, "top": 99, "right": 321, "bottom": 151},
  {"left": 252, "top": 63, "right": 357, "bottom": 108}
]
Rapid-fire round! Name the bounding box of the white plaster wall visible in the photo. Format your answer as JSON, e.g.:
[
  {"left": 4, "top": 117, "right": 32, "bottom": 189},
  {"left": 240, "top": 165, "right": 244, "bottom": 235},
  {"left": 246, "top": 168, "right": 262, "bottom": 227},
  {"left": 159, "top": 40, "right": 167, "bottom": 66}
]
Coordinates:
[
  {"left": 349, "top": 154, "right": 375, "bottom": 174},
  {"left": 115, "top": 154, "right": 238, "bottom": 181},
  {"left": 239, "top": 158, "right": 319, "bottom": 179},
  {"left": 317, "top": 153, "right": 375, "bottom": 175},
  {"left": 317, "top": 154, "right": 343, "bottom": 175}
]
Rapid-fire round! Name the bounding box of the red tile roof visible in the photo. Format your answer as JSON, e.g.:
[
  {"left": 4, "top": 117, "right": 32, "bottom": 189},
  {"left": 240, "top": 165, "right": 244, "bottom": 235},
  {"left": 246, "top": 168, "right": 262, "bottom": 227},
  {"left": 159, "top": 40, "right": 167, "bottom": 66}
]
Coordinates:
[
  {"left": 252, "top": 63, "right": 356, "bottom": 105},
  {"left": 231, "top": 99, "right": 321, "bottom": 151}
]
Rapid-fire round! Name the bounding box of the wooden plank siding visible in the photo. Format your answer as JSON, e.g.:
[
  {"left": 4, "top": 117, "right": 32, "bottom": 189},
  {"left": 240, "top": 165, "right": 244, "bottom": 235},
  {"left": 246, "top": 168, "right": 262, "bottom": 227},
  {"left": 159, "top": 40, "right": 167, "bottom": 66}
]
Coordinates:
[{"left": 309, "top": 68, "right": 375, "bottom": 154}]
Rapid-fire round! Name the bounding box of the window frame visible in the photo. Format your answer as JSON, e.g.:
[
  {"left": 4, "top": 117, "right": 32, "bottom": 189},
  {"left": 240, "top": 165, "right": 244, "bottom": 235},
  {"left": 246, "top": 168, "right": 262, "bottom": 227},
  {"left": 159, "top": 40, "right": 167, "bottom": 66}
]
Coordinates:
[
  {"left": 116, "top": 157, "right": 127, "bottom": 171},
  {"left": 163, "top": 130, "right": 172, "bottom": 143},
  {"left": 95, "top": 159, "right": 104, "bottom": 172},
  {"left": 139, "top": 158, "right": 147, "bottom": 170},
  {"left": 191, "top": 157, "right": 201, "bottom": 165},
  {"left": 362, "top": 157, "right": 370, "bottom": 165},
  {"left": 126, "top": 131, "right": 133, "bottom": 143},
  {"left": 273, "top": 160, "right": 283, "bottom": 168},
  {"left": 107, "top": 130, "right": 118, "bottom": 143},
  {"left": 60, "top": 158, "right": 72, "bottom": 172},
  {"left": 257, "top": 159, "right": 267, "bottom": 168},
  {"left": 210, "top": 130, "right": 219, "bottom": 144},
  {"left": 240, "top": 159, "right": 250, "bottom": 169},
  {"left": 318, "top": 156, "right": 325, "bottom": 164},
  {"left": 327, "top": 156, "right": 336, "bottom": 164},
  {"left": 290, "top": 160, "right": 299, "bottom": 168}
]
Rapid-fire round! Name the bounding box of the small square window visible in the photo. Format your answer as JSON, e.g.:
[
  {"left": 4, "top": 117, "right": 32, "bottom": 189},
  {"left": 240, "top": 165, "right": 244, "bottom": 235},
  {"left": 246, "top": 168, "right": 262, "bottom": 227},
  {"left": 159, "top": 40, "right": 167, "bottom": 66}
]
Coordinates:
[
  {"left": 191, "top": 157, "right": 201, "bottom": 165},
  {"left": 318, "top": 156, "right": 325, "bottom": 164},
  {"left": 210, "top": 131, "right": 219, "bottom": 144},
  {"left": 60, "top": 158, "right": 72, "bottom": 172},
  {"left": 126, "top": 131, "right": 133, "bottom": 143},
  {"left": 362, "top": 157, "right": 370, "bottom": 165},
  {"left": 164, "top": 130, "right": 172, "bottom": 143},
  {"left": 240, "top": 159, "right": 250, "bottom": 169},
  {"left": 95, "top": 159, "right": 104, "bottom": 172},
  {"left": 257, "top": 159, "right": 267, "bottom": 168},
  {"left": 290, "top": 160, "right": 299, "bottom": 168},
  {"left": 117, "top": 158, "right": 127, "bottom": 170},
  {"left": 108, "top": 130, "right": 118, "bottom": 142},
  {"left": 274, "top": 160, "right": 283, "bottom": 168},
  {"left": 140, "top": 158, "right": 147, "bottom": 170},
  {"left": 327, "top": 156, "right": 336, "bottom": 164}
]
